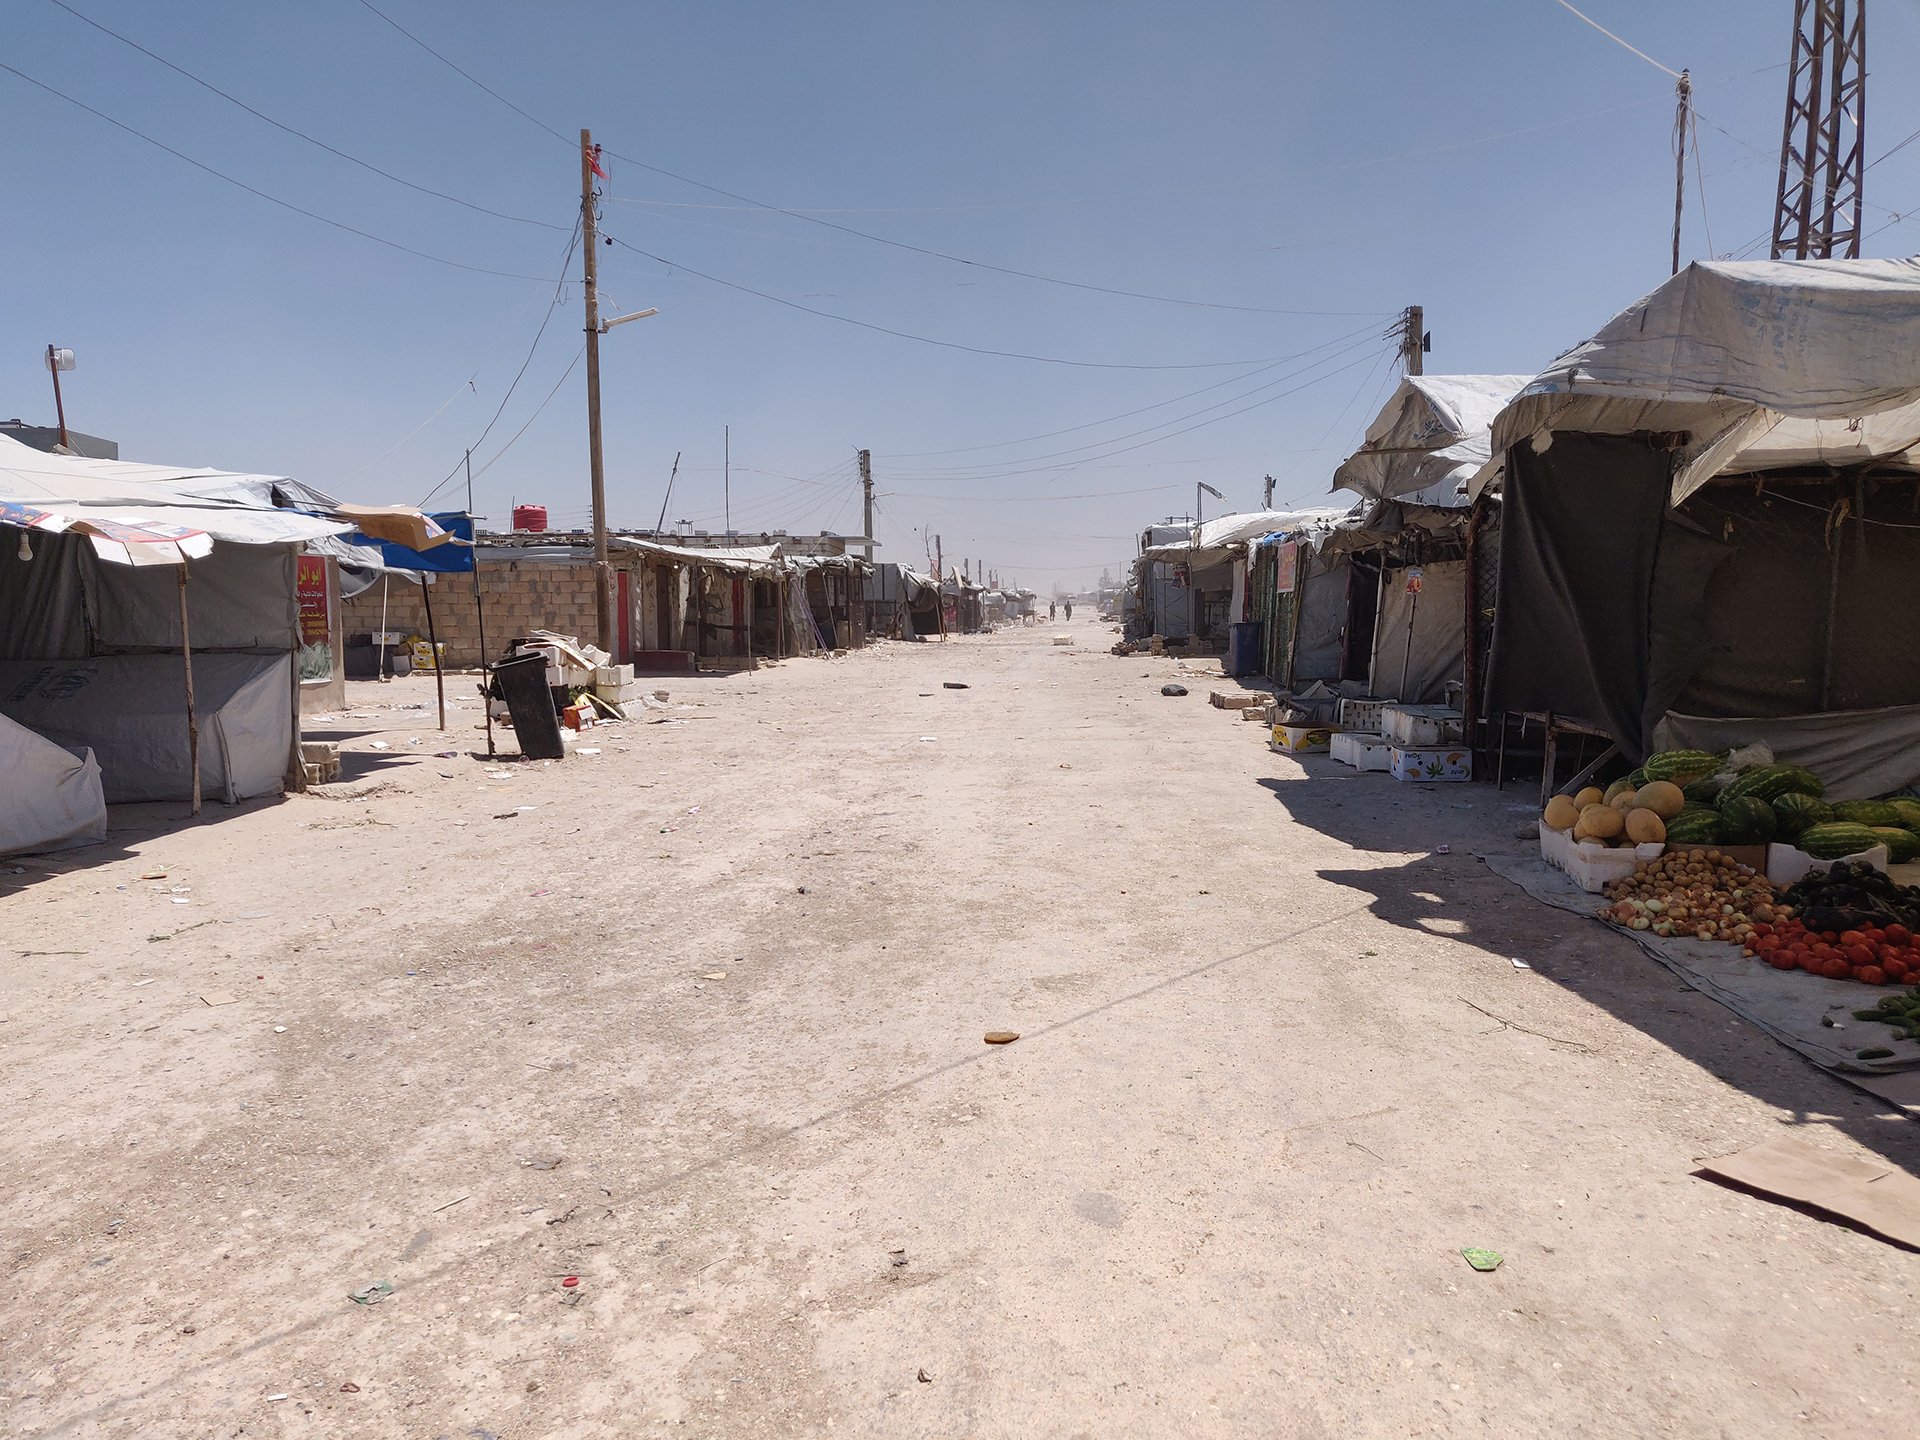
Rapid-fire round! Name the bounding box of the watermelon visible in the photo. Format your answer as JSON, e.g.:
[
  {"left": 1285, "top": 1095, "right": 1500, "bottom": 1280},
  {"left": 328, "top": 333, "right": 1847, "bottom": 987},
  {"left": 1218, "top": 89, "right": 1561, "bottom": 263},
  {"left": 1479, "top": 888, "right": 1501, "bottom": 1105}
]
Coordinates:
[
  {"left": 1872, "top": 827, "right": 1920, "bottom": 863},
  {"left": 1623, "top": 767, "right": 1650, "bottom": 789},
  {"left": 1682, "top": 776, "right": 1723, "bottom": 805},
  {"left": 1643, "top": 749, "right": 1721, "bottom": 784},
  {"left": 1885, "top": 798, "right": 1920, "bottom": 835},
  {"left": 1833, "top": 799, "right": 1902, "bottom": 827},
  {"left": 1664, "top": 807, "right": 1725, "bottom": 844},
  {"left": 1771, "top": 792, "right": 1834, "bottom": 839},
  {"left": 1796, "top": 822, "right": 1885, "bottom": 860},
  {"left": 1720, "top": 764, "right": 1824, "bottom": 804},
  {"left": 1717, "top": 794, "right": 1778, "bottom": 844}
]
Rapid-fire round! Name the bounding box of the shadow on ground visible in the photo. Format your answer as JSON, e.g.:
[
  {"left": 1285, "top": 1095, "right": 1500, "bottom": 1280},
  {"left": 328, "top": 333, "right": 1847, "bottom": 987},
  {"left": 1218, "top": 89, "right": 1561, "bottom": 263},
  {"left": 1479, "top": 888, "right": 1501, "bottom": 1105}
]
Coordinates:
[{"left": 1255, "top": 761, "right": 1920, "bottom": 1182}]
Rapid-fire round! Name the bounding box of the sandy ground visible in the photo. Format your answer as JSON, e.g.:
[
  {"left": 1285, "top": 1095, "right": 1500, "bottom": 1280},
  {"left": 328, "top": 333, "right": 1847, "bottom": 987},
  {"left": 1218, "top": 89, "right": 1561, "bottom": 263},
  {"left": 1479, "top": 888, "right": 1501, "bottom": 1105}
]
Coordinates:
[{"left": 5, "top": 617, "right": 1920, "bottom": 1438}]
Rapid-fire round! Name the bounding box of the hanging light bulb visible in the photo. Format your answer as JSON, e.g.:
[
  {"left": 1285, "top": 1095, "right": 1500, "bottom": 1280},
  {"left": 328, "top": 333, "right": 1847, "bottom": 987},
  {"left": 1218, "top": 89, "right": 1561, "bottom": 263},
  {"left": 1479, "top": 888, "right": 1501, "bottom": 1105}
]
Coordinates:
[{"left": 16, "top": 530, "right": 31, "bottom": 562}]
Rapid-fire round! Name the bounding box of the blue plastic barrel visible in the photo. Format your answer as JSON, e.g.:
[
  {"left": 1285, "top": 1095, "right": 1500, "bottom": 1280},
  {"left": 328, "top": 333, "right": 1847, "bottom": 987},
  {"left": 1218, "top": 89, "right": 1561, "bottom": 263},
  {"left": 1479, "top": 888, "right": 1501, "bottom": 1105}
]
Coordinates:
[{"left": 1227, "top": 620, "right": 1264, "bottom": 678}]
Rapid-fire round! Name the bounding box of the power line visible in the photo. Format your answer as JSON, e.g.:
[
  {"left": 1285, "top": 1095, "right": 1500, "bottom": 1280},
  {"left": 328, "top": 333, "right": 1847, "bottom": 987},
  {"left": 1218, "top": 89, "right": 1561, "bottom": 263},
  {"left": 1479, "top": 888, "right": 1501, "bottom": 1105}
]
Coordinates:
[
  {"left": 419, "top": 221, "right": 582, "bottom": 503},
  {"left": 43, "top": 0, "right": 566, "bottom": 231},
  {"left": 603, "top": 232, "right": 1342, "bottom": 371},
  {"left": 880, "top": 334, "right": 1390, "bottom": 480},
  {"left": 471, "top": 345, "right": 586, "bottom": 480},
  {"left": 353, "top": 0, "right": 573, "bottom": 147},
  {"left": 879, "top": 321, "right": 1391, "bottom": 459},
  {"left": 599, "top": 149, "right": 1387, "bottom": 318},
  {"left": 1549, "top": 0, "right": 1682, "bottom": 79},
  {"left": 0, "top": 59, "right": 558, "bottom": 283}
]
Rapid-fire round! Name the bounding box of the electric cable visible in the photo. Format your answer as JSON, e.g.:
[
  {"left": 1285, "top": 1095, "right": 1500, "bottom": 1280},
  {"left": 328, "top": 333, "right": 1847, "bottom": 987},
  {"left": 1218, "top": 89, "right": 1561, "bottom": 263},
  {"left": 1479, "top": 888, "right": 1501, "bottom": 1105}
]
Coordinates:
[
  {"left": 43, "top": 0, "right": 567, "bottom": 231},
  {"left": 0, "top": 59, "right": 559, "bottom": 282},
  {"left": 353, "top": 0, "right": 574, "bottom": 147},
  {"left": 604, "top": 232, "right": 1347, "bottom": 371}
]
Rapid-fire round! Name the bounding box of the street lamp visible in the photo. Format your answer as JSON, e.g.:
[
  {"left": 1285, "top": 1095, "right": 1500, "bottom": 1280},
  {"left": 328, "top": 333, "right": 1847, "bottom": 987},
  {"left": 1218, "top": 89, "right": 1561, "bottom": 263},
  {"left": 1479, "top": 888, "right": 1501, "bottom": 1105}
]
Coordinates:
[
  {"left": 45, "top": 344, "right": 75, "bottom": 451},
  {"left": 1196, "top": 480, "right": 1224, "bottom": 529}
]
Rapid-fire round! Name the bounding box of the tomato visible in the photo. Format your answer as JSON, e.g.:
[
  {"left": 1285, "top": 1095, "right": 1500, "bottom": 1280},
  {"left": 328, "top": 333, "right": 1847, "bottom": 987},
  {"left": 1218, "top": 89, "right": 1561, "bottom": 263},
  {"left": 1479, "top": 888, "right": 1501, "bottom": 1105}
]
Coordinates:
[
  {"left": 1846, "top": 944, "right": 1877, "bottom": 968},
  {"left": 1768, "top": 953, "right": 1797, "bottom": 970},
  {"left": 1821, "top": 958, "right": 1851, "bottom": 980},
  {"left": 1887, "top": 960, "right": 1911, "bottom": 982},
  {"left": 1886, "top": 924, "right": 1912, "bottom": 945},
  {"left": 1860, "top": 966, "right": 1889, "bottom": 986},
  {"left": 1755, "top": 936, "right": 1780, "bottom": 956},
  {"left": 1751, "top": 923, "right": 1775, "bottom": 938},
  {"left": 1801, "top": 955, "right": 1825, "bottom": 974},
  {"left": 1841, "top": 931, "right": 1867, "bottom": 948},
  {"left": 1864, "top": 927, "right": 1887, "bottom": 945}
]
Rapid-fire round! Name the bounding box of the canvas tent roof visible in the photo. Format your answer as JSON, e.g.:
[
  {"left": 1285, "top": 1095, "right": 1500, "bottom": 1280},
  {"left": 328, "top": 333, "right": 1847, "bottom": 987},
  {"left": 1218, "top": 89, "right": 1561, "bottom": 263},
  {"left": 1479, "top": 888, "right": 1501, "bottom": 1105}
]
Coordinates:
[
  {"left": 0, "top": 432, "right": 348, "bottom": 564},
  {"left": 613, "top": 537, "right": 785, "bottom": 573},
  {"left": 1332, "top": 374, "right": 1530, "bottom": 507},
  {"left": 1137, "top": 507, "right": 1349, "bottom": 568},
  {"left": 1485, "top": 259, "right": 1920, "bottom": 503}
]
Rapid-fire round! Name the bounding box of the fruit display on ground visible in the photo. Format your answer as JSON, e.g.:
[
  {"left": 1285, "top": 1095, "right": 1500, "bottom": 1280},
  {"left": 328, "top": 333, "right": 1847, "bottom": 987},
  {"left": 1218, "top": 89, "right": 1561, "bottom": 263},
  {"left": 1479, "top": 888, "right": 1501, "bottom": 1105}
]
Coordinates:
[
  {"left": 1599, "top": 851, "right": 1781, "bottom": 942},
  {"left": 1743, "top": 862, "right": 1920, "bottom": 985}
]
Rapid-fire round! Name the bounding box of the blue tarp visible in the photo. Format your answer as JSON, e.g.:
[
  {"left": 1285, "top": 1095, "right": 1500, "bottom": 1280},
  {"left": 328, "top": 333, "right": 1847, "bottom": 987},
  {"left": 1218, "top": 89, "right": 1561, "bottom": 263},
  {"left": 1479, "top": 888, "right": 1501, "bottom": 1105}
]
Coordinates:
[{"left": 347, "top": 511, "right": 474, "bottom": 574}]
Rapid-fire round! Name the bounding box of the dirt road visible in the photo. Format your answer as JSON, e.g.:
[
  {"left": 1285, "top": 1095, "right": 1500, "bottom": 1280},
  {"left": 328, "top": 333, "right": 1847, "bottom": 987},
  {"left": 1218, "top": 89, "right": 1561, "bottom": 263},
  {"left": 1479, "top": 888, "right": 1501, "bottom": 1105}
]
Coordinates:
[{"left": 5, "top": 618, "right": 1919, "bottom": 1437}]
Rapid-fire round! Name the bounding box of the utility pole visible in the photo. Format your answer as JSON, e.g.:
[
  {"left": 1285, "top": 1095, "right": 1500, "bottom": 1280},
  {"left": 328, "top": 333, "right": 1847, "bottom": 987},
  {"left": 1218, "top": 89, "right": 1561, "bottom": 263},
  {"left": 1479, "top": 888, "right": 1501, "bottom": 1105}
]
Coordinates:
[
  {"left": 1772, "top": 0, "right": 1866, "bottom": 259},
  {"left": 935, "top": 533, "right": 947, "bottom": 642},
  {"left": 1399, "top": 305, "right": 1426, "bottom": 375},
  {"left": 723, "top": 425, "right": 731, "bottom": 534},
  {"left": 858, "top": 448, "right": 873, "bottom": 563},
  {"left": 1671, "top": 69, "right": 1693, "bottom": 275},
  {"left": 1263, "top": 474, "right": 1276, "bottom": 509},
  {"left": 579, "top": 128, "right": 614, "bottom": 656}
]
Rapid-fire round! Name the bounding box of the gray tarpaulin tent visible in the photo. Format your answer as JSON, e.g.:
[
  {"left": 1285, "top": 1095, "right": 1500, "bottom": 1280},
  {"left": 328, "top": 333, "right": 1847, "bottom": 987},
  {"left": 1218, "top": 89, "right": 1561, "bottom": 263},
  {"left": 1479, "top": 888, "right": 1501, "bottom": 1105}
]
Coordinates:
[
  {"left": 0, "top": 435, "right": 345, "bottom": 814},
  {"left": 1482, "top": 259, "right": 1920, "bottom": 796},
  {"left": 1302, "top": 375, "right": 1527, "bottom": 701}
]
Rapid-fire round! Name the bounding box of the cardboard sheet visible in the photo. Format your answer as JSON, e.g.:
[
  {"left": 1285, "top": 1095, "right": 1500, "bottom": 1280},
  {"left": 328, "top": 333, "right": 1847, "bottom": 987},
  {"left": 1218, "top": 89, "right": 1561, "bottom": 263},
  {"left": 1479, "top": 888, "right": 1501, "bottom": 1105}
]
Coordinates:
[{"left": 1700, "top": 1136, "right": 1920, "bottom": 1250}]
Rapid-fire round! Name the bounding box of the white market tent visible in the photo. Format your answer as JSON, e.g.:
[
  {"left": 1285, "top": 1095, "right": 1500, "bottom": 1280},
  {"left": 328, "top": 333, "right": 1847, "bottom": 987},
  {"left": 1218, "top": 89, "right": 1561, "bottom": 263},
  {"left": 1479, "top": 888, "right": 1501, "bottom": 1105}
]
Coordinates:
[
  {"left": 1334, "top": 374, "right": 1532, "bottom": 507},
  {"left": 0, "top": 434, "right": 346, "bottom": 837},
  {"left": 1480, "top": 259, "right": 1920, "bottom": 795},
  {"left": 1481, "top": 258, "right": 1920, "bottom": 500}
]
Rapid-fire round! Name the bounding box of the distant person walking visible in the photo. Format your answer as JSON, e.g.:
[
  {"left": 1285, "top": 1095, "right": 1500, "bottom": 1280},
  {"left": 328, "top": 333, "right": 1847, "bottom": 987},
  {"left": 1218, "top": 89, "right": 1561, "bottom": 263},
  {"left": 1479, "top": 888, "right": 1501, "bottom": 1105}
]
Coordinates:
[
  {"left": 1063, "top": 600, "right": 1074, "bottom": 621},
  {"left": 1049, "top": 600, "right": 1058, "bottom": 620}
]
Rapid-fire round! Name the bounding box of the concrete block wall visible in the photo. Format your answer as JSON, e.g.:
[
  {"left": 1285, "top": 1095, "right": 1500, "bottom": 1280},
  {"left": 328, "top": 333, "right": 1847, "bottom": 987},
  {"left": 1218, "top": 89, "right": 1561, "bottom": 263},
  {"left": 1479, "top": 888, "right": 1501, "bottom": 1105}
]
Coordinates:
[{"left": 338, "top": 563, "right": 599, "bottom": 667}]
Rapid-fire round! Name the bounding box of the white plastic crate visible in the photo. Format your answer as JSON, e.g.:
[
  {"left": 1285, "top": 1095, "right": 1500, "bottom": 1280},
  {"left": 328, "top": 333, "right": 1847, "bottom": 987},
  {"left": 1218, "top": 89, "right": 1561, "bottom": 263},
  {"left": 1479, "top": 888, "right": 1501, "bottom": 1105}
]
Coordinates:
[
  {"left": 1382, "top": 704, "right": 1463, "bottom": 747},
  {"left": 1336, "top": 698, "right": 1393, "bottom": 733},
  {"left": 1329, "top": 730, "right": 1391, "bottom": 771},
  {"left": 1539, "top": 821, "right": 1663, "bottom": 893}
]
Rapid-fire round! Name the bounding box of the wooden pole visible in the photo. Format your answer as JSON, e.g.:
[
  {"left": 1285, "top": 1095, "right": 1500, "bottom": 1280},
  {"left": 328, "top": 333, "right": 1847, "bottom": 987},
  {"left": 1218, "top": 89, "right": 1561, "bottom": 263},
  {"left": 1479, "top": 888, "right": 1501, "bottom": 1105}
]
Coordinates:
[
  {"left": 467, "top": 450, "right": 496, "bottom": 758},
  {"left": 421, "top": 575, "right": 446, "bottom": 730},
  {"left": 1671, "top": 70, "right": 1692, "bottom": 275},
  {"left": 178, "top": 563, "right": 200, "bottom": 816},
  {"left": 580, "top": 128, "right": 613, "bottom": 655}
]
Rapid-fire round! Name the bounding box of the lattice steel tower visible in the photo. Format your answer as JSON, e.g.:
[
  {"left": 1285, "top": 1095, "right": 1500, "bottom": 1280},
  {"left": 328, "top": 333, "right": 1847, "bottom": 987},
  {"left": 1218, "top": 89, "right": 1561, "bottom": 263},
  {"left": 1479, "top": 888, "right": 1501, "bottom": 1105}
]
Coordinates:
[{"left": 1771, "top": 0, "right": 1867, "bottom": 259}]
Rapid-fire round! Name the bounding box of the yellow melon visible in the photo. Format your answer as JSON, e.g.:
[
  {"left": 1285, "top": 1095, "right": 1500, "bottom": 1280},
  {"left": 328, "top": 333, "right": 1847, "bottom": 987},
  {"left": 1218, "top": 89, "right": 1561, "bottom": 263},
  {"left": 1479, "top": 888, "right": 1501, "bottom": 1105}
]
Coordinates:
[
  {"left": 1624, "top": 808, "right": 1667, "bottom": 844},
  {"left": 1635, "top": 779, "right": 1685, "bottom": 819},
  {"left": 1543, "top": 795, "right": 1580, "bottom": 831},
  {"left": 1580, "top": 803, "right": 1624, "bottom": 840},
  {"left": 1574, "top": 786, "right": 1605, "bottom": 810}
]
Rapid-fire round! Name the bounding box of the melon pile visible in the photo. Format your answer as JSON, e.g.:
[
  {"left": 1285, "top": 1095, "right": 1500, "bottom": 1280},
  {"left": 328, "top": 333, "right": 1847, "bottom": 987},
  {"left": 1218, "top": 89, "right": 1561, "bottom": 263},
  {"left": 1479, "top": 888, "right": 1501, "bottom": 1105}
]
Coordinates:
[{"left": 1541, "top": 778, "right": 1686, "bottom": 849}]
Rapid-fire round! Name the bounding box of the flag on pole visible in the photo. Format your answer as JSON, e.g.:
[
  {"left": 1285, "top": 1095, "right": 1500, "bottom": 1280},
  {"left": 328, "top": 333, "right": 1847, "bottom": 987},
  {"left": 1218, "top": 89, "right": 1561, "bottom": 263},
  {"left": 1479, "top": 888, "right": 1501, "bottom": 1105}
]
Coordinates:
[{"left": 588, "top": 144, "right": 607, "bottom": 180}]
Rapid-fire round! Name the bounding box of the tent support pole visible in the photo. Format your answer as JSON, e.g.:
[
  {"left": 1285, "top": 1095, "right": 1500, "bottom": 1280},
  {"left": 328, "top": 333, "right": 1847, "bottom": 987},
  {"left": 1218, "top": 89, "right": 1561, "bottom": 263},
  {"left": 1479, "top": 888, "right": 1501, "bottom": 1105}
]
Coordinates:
[
  {"left": 1820, "top": 516, "right": 1844, "bottom": 709},
  {"left": 421, "top": 575, "right": 446, "bottom": 730},
  {"left": 1399, "top": 583, "right": 1419, "bottom": 701},
  {"left": 178, "top": 563, "right": 201, "bottom": 817},
  {"left": 467, "top": 449, "right": 495, "bottom": 758},
  {"left": 1462, "top": 494, "right": 1487, "bottom": 751},
  {"left": 376, "top": 573, "right": 390, "bottom": 681}
]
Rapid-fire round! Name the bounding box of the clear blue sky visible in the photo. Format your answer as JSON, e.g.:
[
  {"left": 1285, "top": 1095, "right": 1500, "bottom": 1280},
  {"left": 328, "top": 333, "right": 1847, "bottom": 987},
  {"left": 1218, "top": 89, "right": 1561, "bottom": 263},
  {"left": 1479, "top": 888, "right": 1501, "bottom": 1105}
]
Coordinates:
[{"left": 6, "top": 1, "right": 1920, "bottom": 591}]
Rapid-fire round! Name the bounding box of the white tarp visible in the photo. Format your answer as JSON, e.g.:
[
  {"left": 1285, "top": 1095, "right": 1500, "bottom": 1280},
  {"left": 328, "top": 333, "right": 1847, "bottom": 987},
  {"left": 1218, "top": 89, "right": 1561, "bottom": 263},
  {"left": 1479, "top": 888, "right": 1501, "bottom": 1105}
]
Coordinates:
[
  {"left": 0, "top": 712, "right": 106, "bottom": 855},
  {"left": 1369, "top": 560, "right": 1467, "bottom": 705},
  {"left": 1137, "top": 508, "right": 1349, "bottom": 568},
  {"left": 1488, "top": 259, "right": 1920, "bottom": 503},
  {"left": 613, "top": 537, "right": 785, "bottom": 573},
  {"left": 0, "top": 433, "right": 346, "bottom": 564},
  {"left": 1333, "top": 374, "right": 1531, "bottom": 506},
  {"left": 0, "top": 653, "right": 293, "bottom": 804}
]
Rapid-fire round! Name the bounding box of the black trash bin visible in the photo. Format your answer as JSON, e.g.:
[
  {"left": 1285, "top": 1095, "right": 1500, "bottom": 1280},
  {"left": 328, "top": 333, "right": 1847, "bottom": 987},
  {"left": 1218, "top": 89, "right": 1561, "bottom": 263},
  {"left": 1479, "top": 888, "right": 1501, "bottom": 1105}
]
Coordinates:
[{"left": 492, "top": 652, "right": 566, "bottom": 760}]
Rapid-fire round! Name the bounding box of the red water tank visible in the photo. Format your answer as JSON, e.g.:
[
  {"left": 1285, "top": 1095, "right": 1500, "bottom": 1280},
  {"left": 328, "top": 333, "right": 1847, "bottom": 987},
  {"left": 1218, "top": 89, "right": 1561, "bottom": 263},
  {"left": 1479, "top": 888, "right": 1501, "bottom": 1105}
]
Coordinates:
[{"left": 512, "top": 504, "right": 548, "bottom": 532}]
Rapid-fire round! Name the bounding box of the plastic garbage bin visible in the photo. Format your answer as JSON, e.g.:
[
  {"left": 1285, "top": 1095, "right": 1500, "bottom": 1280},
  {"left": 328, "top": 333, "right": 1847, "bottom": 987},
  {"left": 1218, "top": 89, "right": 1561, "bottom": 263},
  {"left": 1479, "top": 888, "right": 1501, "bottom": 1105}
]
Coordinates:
[
  {"left": 1226, "top": 620, "right": 1264, "bottom": 678},
  {"left": 492, "top": 652, "right": 565, "bottom": 760}
]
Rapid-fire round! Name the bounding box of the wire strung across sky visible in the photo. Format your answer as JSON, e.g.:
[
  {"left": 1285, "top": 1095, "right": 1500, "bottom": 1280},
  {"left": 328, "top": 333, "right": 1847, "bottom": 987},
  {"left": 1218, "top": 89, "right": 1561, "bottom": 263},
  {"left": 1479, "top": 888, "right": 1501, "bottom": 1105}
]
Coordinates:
[
  {"left": 43, "top": 0, "right": 567, "bottom": 232},
  {"left": 0, "top": 58, "right": 559, "bottom": 283}
]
